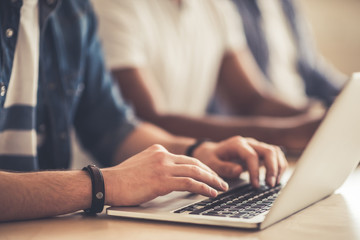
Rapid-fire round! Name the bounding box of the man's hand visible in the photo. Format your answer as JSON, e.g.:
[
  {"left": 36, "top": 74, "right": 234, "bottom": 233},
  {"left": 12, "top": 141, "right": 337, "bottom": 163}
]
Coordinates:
[
  {"left": 103, "top": 144, "right": 229, "bottom": 206},
  {"left": 192, "top": 136, "right": 288, "bottom": 188}
]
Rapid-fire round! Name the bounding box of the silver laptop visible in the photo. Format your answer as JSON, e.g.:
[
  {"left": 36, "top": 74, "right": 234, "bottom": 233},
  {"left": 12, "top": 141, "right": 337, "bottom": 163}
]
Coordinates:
[{"left": 107, "top": 73, "right": 360, "bottom": 230}]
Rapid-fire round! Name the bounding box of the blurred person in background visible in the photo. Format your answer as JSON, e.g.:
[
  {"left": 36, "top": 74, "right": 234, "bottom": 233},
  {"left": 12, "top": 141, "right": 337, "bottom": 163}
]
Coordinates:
[
  {"left": 92, "top": 0, "right": 323, "bottom": 154},
  {"left": 230, "top": 0, "right": 346, "bottom": 109}
]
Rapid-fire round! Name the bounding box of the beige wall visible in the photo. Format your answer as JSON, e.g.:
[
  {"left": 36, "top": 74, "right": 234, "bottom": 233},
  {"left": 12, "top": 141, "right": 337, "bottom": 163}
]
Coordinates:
[{"left": 300, "top": 0, "right": 360, "bottom": 76}]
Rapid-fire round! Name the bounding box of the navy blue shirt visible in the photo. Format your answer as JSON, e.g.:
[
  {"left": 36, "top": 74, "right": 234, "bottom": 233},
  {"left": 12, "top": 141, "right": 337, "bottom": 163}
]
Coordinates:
[{"left": 0, "top": 0, "right": 138, "bottom": 171}]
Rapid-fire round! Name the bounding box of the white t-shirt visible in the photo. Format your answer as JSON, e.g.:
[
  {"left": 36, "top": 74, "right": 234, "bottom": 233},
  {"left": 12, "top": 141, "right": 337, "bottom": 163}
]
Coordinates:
[
  {"left": 92, "top": 0, "right": 246, "bottom": 116},
  {"left": 0, "top": 0, "right": 39, "bottom": 158},
  {"left": 257, "top": 0, "right": 309, "bottom": 107}
]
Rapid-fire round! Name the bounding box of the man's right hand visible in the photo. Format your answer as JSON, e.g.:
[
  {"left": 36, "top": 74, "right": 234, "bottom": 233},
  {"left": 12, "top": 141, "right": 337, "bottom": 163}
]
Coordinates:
[{"left": 102, "top": 144, "right": 229, "bottom": 207}]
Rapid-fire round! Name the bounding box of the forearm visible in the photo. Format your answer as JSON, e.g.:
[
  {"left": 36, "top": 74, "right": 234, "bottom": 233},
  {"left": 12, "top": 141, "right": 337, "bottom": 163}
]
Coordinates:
[
  {"left": 112, "top": 116, "right": 281, "bottom": 164},
  {"left": 114, "top": 122, "right": 195, "bottom": 163},
  {"left": 154, "top": 114, "right": 281, "bottom": 140},
  {"left": 219, "top": 49, "right": 305, "bottom": 116},
  {"left": 0, "top": 170, "right": 92, "bottom": 222},
  {"left": 135, "top": 113, "right": 317, "bottom": 153},
  {"left": 250, "top": 92, "right": 309, "bottom": 116},
  {"left": 114, "top": 117, "right": 277, "bottom": 162}
]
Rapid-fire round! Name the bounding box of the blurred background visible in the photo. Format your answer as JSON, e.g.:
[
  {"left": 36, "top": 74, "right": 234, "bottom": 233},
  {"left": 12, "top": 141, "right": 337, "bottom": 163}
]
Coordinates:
[
  {"left": 300, "top": 0, "right": 360, "bottom": 76},
  {"left": 71, "top": 0, "right": 360, "bottom": 169}
]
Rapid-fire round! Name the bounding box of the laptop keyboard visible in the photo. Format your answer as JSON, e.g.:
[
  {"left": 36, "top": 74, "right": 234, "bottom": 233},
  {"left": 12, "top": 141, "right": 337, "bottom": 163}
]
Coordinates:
[{"left": 174, "top": 184, "right": 282, "bottom": 219}]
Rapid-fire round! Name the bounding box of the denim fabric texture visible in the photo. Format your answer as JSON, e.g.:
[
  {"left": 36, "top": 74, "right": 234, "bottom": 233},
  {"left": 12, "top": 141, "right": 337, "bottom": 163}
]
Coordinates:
[{"left": 0, "top": 0, "right": 138, "bottom": 171}]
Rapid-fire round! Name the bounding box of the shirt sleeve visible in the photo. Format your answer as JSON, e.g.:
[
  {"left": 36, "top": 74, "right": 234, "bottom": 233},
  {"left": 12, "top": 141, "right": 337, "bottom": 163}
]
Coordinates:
[
  {"left": 91, "top": 0, "right": 147, "bottom": 70},
  {"left": 214, "top": 0, "right": 247, "bottom": 52},
  {"left": 74, "top": 2, "right": 139, "bottom": 167}
]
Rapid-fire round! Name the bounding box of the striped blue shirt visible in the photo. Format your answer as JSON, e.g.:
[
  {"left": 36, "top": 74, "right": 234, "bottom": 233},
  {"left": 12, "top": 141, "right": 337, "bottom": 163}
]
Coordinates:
[
  {"left": 0, "top": 0, "right": 40, "bottom": 171},
  {"left": 1, "top": 0, "right": 138, "bottom": 172}
]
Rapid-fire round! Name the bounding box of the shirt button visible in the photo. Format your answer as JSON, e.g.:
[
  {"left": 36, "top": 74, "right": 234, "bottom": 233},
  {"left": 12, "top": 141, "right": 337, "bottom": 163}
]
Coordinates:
[
  {"left": 5, "top": 28, "right": 14, "bottom": 38},
  {"left": 0, "top": 84, "right": 6, "bottom": 97}
]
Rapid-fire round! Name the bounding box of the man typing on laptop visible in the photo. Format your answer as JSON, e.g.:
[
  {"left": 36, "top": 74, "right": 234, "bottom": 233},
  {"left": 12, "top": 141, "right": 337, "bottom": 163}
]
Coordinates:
[{"left": 0, "top": 0, "right": 287, "bottom": 222}]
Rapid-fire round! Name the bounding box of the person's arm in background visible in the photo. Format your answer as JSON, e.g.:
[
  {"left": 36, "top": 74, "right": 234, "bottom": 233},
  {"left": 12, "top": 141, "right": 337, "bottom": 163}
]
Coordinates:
[
  {"left": 112, "top": 67, "right": 320, "bottom": 152},
  {"left": 216, "top": 48, "right": 311, "bottom": 116}
]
